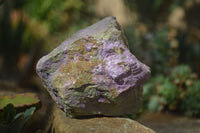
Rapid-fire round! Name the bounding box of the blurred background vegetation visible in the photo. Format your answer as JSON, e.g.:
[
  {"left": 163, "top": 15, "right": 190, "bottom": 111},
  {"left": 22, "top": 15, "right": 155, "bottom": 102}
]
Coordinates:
[{"left": 0, "top": 0, "right": 200, "bottom": 132}]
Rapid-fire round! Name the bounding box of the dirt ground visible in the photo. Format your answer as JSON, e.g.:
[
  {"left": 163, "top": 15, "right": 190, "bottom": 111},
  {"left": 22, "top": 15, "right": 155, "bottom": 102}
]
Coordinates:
[{"left": 137, "top": 112, "right": 200, "bottom": 133}]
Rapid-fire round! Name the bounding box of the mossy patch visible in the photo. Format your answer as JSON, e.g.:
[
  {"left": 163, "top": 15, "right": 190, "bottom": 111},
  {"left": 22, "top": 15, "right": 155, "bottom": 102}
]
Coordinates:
[
  {"left": 113, "top": 46, "right": 124, "bottom": 54},
  {"left": 52, "top": 37, "right": 105, "bottom": 89},
  {"left": 109, "top": 88, "right": 118, "bottom": 98},
  {"left": 93, "top": 28, "right": 122, "bottom": 41}
]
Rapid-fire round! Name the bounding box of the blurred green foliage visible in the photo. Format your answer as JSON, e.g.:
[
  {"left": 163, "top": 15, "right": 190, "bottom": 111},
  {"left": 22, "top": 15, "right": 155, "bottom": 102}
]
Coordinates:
[
  {"left": 124, "top": 0, "right": 200, "bottom": 75},
  {"left": 124, "top": 26, "right": 171, "bottom": 75},
  {"left": 0, "top": 0, "right": 96, "bottom": 82},
  {"left": 124, "top": 0, "right": 184, "bottom": 24},
  {"left": 0, "top": 104, "right": 16, "bottom": 124},
  {"left": 124, "top": 0, "right": 200, "bottom": 117},
  {"left": 0, "top": 104, "right": 35, "bottom": 133},
  {"left": 21, "top": 0, "right": 96, "bottom": 51},
  {"left": 143, "top": 65, "right": 200, "bottom": 116}
]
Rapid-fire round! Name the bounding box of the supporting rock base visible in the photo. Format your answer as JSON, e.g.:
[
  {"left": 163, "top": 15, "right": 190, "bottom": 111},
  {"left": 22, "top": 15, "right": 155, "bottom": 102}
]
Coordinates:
[{"left": 49, "top": 105, "right": 156, "bottom": 133}]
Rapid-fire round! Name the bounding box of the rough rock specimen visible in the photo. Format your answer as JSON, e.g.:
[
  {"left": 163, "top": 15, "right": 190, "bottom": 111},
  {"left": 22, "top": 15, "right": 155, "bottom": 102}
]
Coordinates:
[
  {"left": 36, "top": 16, "right": 150, "bottom": 117},
  {"left": 49, "top": 105, "right": 156, "bottom": 133}
]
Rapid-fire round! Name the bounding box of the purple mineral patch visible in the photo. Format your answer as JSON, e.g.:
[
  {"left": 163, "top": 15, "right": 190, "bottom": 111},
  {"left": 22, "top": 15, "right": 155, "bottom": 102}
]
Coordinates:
[{"left": 36, "top": 16, "right": 150, "bottom": 117}]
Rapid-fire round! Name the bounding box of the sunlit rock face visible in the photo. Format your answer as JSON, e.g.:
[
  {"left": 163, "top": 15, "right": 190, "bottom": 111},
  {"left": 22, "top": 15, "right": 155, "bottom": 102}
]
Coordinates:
[{"left": 36, "top": 16, "right": 150, "bottom": 117}]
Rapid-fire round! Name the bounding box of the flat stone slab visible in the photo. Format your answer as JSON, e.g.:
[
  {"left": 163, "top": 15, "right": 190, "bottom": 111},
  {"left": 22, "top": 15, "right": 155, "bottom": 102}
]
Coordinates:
[
  {"left": 36, "top": 16, "right": 150, "bottom": 117},
  {"left": 50, "top": 105, "right": 156, "bottom": 133}
]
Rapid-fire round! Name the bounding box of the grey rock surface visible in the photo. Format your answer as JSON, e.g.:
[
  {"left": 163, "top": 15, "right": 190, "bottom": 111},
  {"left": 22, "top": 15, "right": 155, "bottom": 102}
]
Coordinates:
[{"left": 36, "top": 16, "right": 150, "bottom": 117}]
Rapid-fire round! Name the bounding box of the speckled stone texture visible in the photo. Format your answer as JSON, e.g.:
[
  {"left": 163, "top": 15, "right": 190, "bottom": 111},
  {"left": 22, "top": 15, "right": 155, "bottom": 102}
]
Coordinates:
[
  {"left": 36, "top": 16, "right": 150, "bottom": 117},
  {"left": 49, "top": 105, "right": 156, "bottom": 133}
]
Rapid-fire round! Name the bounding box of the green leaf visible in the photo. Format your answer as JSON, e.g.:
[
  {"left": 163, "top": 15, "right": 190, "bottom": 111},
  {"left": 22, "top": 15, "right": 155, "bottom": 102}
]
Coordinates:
[
  {"left": 0, "top": 104, "right": 16, "bottom": 124},
  {"left": 9, "top": 107, "right": 36, "bottom": 133},
  {"left": 23, "top": 107, "right": 36, "bottom": 123},
  {"left": 0, "top": 93, "right": 40, "bottom": 110}
]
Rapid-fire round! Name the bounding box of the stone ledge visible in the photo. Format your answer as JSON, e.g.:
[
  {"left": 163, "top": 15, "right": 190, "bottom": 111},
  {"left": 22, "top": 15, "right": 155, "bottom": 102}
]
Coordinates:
[{"left": 50, "top": 105, "right": 156, "bottom": 133}]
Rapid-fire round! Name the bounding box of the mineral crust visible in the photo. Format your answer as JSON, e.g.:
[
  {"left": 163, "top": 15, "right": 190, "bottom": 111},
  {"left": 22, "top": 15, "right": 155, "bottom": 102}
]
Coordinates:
[{"left": 36, "top": 16, "right": 150, "bottom": 117}]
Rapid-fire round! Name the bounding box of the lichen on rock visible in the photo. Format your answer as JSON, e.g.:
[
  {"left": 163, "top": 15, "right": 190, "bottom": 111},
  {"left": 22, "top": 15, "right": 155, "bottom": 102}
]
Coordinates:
[{"left": 36, "top": 16, "right": 150, "bottom": 117}]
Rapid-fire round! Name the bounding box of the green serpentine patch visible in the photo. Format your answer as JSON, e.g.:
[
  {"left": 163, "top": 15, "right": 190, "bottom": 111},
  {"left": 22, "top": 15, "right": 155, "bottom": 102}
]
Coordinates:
[{"left": 52, "top": 37, "right": 104, "bottom": 90}]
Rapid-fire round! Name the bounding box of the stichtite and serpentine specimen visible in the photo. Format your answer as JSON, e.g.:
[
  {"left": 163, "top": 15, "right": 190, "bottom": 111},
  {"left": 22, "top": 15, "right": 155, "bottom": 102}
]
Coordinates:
[{"left": 36, "top": 16, "right": 150, "bottom": 117}]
